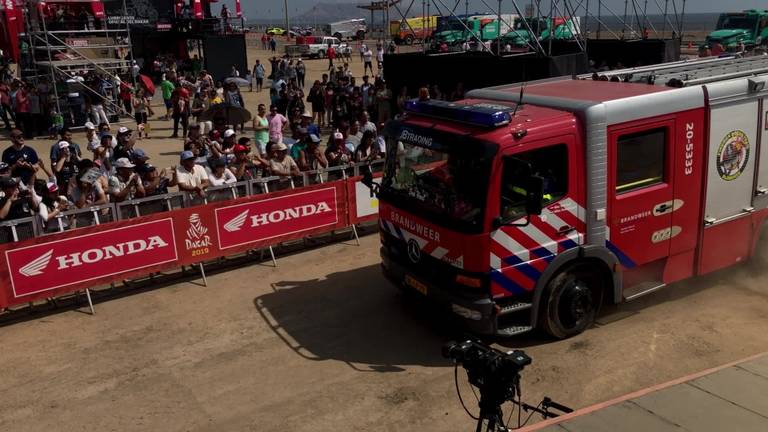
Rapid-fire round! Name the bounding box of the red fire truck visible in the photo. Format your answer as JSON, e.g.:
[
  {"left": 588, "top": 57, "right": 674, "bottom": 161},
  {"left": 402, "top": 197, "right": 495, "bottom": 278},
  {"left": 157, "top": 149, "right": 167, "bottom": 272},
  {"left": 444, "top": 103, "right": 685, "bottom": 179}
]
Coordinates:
[{"left": 374, "top": 56, "right": 768, "bottom": 339}]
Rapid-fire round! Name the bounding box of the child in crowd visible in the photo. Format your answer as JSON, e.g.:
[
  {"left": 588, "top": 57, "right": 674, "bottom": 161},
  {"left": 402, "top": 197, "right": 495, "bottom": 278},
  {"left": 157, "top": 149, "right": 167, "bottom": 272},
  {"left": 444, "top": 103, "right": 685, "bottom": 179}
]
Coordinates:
[{"left": 49, "top": 109, "right": 63, "bottom": 139}]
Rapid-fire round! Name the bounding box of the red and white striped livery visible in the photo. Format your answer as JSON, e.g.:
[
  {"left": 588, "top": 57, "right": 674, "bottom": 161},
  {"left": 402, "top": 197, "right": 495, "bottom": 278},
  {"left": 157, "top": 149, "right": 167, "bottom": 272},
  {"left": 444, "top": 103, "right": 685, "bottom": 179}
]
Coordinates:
[{"left": 377, "top": 55, "right": 768, "bottom": 338}]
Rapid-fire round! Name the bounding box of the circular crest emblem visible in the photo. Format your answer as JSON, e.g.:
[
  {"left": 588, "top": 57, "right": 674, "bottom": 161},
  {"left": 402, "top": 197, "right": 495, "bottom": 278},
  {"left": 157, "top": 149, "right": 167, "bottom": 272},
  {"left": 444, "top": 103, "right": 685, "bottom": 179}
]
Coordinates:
[
  {"left": 407, "top": 239, "right": 422, "bottom": 263},
  {"left": 716, "top": 130, "right": 750, "bottom": 181}
]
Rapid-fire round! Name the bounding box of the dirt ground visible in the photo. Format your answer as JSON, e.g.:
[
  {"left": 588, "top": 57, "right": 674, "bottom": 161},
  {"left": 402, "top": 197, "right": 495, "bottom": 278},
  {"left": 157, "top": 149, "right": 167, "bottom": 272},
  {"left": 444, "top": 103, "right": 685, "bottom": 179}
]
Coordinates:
[{"left": 1, "top": 232, "right": 768, "bottom": 431}]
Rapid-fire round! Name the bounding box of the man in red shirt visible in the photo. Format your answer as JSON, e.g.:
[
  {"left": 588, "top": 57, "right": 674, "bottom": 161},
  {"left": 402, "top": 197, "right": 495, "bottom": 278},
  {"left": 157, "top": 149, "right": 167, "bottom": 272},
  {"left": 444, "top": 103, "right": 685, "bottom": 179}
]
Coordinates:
[
  {"left": 327, "top": 44, "right": 336, "bottom": 71},
  {"left": 171, "top": 81, "right": 190, "bottom": 139}
]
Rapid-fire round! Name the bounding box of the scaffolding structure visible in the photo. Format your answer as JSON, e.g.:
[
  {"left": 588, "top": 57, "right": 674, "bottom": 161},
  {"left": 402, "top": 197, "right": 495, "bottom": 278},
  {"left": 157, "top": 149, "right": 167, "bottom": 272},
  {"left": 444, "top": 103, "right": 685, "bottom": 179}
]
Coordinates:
[{"left": 21, "top": 0, "right": 136, "bottom": 122}]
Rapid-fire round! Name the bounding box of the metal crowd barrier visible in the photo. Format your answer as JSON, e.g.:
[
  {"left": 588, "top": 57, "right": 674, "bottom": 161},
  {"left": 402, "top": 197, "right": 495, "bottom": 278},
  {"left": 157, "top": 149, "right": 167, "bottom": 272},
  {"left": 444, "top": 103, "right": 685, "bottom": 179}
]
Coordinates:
[
  {"left": 115, "top": 192, "right": 187, "bottom": 220},
  {"left": 3, "top": 161, "right": 386, "bottom": 242},
  {"left": 0, "top": 216, "right": 39, "bottom": 244},
  {"left": 39, "top": 203, "right": 117, "bottom": 235}
]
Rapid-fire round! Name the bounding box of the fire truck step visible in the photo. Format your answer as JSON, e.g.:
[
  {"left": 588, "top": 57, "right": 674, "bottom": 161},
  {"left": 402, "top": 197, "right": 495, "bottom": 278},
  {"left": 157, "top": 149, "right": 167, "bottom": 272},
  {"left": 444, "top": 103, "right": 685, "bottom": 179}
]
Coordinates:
[
  {"left": 496, "top": 325, "right": 533, "bottom": 337},
  {"left": 623, "top": 282, "right": 666, "bottom": 301},
  {"left": 497, "top": 302, "right": 533, "bottom": 316}
]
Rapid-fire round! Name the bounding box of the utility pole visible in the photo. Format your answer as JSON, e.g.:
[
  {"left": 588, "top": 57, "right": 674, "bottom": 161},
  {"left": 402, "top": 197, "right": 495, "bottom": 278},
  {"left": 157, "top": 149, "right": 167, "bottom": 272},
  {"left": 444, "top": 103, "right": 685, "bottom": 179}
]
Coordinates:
[{"left": 284, "top": 0, "right": 290, "bottom": 31}]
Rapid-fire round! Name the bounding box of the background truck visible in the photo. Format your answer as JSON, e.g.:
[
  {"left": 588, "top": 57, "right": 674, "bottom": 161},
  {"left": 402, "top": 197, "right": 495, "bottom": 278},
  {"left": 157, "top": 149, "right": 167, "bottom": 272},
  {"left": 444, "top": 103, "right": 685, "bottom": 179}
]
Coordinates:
[
  {"left": 704, "top": 9, "right": 768, "bottom": 51},
  {"left": 433, "top": 14, "right": 518, "bottom": 45},
  {"left": 500, "top": 16, "right": 581, "bottom": 48},
  {"left": 390, "top": 16, "right": 438, "bottom": 45},
  {"left": 320, "top": 18, "right": 367, "bottom": 41},
  {"left": 370, "top": 55, "right": 768, "bottom": 340},
  {"left": 285, "top": 36, "right": 344, "bottom": 58}
]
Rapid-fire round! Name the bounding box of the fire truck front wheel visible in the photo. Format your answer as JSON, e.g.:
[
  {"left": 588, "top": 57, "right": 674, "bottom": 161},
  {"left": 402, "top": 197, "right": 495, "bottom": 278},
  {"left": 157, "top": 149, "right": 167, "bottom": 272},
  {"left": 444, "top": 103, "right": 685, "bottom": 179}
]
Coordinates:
[{"left": 540, "top": 264, "right": 605, "bottom": 339}]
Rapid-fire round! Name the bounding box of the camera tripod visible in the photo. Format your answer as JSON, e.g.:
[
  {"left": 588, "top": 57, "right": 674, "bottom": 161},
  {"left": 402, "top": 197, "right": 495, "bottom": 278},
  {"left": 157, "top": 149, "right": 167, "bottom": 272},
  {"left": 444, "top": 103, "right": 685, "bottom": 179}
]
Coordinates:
[{"left": 474, "top": 386, "right": 572, "bottom": 432}]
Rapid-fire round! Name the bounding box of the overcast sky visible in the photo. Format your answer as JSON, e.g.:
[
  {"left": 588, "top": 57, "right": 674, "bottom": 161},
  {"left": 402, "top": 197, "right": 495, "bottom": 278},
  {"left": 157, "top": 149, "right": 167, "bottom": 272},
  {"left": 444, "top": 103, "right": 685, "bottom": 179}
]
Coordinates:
[{"left": 225, "top": 1, "right": 768, "bottom": 20}]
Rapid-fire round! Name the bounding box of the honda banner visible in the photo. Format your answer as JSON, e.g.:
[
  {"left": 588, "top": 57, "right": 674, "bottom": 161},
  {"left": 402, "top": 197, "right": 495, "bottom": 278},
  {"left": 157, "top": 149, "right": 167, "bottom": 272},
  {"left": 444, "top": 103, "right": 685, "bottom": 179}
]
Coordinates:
[
  {"left": 5, "top": 219, "right": 178, "bottom": 298},
  {"left": 216, "top": 187, "right": 339, "bottom": 249}
]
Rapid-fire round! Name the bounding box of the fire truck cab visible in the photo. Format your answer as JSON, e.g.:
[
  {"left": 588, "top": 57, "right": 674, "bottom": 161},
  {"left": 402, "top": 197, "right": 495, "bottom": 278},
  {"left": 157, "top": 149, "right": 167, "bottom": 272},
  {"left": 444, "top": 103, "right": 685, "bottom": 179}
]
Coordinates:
[{"left": 377, "top": 56, "right": 768, "bottom": 338}]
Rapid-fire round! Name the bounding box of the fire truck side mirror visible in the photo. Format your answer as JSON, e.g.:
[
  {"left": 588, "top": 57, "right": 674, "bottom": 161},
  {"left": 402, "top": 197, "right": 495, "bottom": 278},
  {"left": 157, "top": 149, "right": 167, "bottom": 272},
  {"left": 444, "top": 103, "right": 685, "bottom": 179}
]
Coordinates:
[{"left": 525, "top": 175, "right": 545, "bottom": 216}]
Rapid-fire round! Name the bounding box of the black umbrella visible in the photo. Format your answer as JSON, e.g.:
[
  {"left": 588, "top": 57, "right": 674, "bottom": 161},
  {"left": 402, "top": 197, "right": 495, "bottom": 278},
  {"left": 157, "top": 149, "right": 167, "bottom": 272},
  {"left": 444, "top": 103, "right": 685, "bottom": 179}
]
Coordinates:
[{"left": 199, "top": 103, "right": 252, "bottom": 124}]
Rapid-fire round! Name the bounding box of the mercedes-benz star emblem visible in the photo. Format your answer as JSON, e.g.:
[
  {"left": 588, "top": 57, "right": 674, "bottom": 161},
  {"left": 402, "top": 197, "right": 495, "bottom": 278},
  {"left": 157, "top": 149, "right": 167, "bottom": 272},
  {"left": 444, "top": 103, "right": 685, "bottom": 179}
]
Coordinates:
[{"left": 407, "top": 239, "right": 421, "bottom": 263}]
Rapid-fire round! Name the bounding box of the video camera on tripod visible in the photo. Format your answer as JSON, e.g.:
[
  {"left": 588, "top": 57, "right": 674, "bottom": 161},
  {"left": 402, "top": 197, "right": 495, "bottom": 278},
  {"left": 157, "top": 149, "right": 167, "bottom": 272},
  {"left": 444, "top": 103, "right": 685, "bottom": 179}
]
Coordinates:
[{"left": 443, "top": 340, "right": 572, "bottom": 432}]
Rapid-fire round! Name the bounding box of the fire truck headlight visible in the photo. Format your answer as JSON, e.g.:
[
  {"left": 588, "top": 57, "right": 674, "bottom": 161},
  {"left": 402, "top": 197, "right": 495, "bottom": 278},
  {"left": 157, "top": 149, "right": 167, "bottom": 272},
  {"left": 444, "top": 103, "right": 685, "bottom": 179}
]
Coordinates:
[
  {"left": 455, "top": 274, "right": 483, "bottom": 288},
  {"left": 451, "top": 304, "right": 482, "bottom": 320}
]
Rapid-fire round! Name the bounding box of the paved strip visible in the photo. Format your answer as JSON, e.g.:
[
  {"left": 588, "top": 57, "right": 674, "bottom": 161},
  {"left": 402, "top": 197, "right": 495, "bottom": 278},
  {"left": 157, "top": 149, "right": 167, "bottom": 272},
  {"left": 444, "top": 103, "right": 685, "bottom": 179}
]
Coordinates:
[{"left": 522, "top": 351, "right": 768, "bottom": 432}]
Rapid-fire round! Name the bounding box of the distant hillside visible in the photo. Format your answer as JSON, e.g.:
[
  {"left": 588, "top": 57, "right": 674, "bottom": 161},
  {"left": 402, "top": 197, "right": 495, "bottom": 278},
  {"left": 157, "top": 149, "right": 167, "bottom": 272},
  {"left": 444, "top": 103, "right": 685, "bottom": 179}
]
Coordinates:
[{"left": 293, "top": 3, "right": 369, "bottom": 24}]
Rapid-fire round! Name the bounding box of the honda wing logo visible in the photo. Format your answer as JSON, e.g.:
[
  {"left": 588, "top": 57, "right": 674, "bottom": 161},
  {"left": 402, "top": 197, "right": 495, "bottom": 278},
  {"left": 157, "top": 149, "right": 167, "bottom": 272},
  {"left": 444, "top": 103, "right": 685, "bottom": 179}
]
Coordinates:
[
  {"left": 19, "top": 249, "right": 53, "bottom": 276},
  {"left": 224, "top": 210, "right": 249, "bottom": 232}
]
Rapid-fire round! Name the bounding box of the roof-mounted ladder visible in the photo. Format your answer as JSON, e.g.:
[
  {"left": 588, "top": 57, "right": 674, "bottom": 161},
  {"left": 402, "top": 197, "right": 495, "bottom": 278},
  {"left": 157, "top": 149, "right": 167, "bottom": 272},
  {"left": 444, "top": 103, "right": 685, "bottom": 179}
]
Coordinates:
[{"left": 578, "top": 55, "right": 768, "bottom": 87}]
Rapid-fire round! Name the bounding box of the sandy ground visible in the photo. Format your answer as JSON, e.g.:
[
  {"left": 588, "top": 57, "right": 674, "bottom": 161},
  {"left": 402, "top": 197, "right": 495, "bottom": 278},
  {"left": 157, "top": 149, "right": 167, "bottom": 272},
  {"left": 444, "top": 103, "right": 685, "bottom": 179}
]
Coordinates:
[{"left": 1, "top": 232, "right": 768, "bottom": 431}]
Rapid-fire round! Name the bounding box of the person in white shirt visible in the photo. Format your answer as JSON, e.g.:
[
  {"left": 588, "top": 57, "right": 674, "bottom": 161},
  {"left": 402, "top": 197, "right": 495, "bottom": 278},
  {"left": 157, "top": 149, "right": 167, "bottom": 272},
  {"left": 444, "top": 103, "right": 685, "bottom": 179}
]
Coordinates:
[
  {"left": 207, "top": 157, "right": 237, "bottom": 186},
  {"left": 359, "top": 43, "right": 368, "bottom": 62},
  {"left": 376, "top": 46, "right": 384, "bottom": 71},
  {"left": 170, "top": 150, "right": 209, "bottom": 197},
  {"left": 363, "top": 47, "right": 374, "bottom": 76}
]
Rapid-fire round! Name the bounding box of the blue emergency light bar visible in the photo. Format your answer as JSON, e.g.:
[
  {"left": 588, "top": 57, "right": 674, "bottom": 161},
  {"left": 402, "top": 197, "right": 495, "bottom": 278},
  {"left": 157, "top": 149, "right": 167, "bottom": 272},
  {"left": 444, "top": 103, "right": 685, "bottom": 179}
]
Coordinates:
[{"left": 404, "top": 99, "right": 515, "bottom": 128}]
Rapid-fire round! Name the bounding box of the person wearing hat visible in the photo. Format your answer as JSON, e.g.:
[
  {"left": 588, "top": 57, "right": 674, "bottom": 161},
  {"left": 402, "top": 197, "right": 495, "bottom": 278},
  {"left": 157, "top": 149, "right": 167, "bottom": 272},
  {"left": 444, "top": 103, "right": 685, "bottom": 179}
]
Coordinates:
[
  {"left": 230, "top": 144, "right": 267, "bottom": 181},
  {"left": 112, "top": 127, "right": 136, "bottom": 162},
  {"left": 170, "top": 150, "right": 208, "bottom": 197},
  {"left": 37, "top": 181, "right": 71, "bottom": 230},
  {"left": 84, "top": 121, "right": 100, "bottom": 150},
  {"left": 0, "top": 176, "right": 37, "bottom": 221},
  {"left": 2, "top": 128, "right": 40, "bottom": 186},
  {"left": 138, "top": 163, "right": 168, "bottom": 196},
  {"left": 108, "top": 157, "right": 145, "bottom": 203},
  {"left": 210, "top": 128, "right": 237, "bottom": 161},
  {"left": 53, "top": 141, "right": 79, "bottom": 192},
  {"left": 207, "top": 157, "right": 237, "bottom": 187},
  {"left": 70, "top": 163, "right": 108, "bottom": 209},
  {"left": 131, "top": 148, "right": 151, "bottom": 173},
  {"left": 297, "top": 134, "right": 328, "bottom": 172},
  {"left": 325, "top": 131, "right": 352, "bottom": 167},
  {"left": 267, "top": 141, "right": 300, "bottom": 177},
  {"left": 299, "top": 110, "right": 320, "bottom": 137}
]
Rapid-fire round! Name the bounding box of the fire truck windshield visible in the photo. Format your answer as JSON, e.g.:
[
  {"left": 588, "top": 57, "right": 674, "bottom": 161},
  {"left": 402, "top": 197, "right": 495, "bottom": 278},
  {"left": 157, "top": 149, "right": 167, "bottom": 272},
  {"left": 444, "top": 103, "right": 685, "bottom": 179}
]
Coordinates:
[{"left": 381, "top": 132, "right": 495, "bottom": 233}]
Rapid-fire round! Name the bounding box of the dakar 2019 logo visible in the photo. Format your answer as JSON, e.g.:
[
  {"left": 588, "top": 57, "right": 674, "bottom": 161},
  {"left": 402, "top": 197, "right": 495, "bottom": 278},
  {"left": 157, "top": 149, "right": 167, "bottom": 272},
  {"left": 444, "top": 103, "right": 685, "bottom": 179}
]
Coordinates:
[
  {"left": 716, "top": 130, "right": 750, "bottom": 181},
  {"left": 185, "top": 213, "right": 212, "bottom": 256}
]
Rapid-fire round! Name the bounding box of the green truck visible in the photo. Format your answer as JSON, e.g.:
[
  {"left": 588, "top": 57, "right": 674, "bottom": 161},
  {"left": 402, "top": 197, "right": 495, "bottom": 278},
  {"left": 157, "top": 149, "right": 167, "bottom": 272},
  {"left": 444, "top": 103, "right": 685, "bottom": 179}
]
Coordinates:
[
  {"left": 704, "top": 10, "right": 768, "bottom": 51},
  {"left": 433, "top": 14, "right": 517, "bottom": 45},
  {"left": 500, "top": 16, "right": 580, "bottom": 48}
]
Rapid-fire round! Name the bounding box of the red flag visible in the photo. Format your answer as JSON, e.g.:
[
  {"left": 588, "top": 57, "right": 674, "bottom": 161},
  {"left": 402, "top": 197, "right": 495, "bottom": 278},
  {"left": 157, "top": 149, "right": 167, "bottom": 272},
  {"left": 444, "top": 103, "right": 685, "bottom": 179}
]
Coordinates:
[
  {"left": 193, "top": 0, "right": 203, "bottom": 19},
  {"left": 235, "top": 0, "right": 242, "bottom": 18}
]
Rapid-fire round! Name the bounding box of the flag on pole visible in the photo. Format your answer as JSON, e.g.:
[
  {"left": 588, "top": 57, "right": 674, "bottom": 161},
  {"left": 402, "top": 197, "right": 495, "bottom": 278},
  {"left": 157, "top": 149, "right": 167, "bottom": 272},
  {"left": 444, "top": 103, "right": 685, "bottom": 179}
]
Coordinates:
[
  {"left": 235, "top": 0, "right": 242, "bottom": 18},
  {"left": 193, "top": 0, "right": 203, "bottom": 19}
]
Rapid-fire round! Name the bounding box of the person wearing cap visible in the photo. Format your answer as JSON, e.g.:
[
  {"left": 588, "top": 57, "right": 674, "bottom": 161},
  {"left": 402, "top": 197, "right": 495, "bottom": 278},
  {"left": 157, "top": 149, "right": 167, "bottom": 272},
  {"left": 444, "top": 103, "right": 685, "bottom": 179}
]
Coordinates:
[
  {"left": 49, "top": 128, "right": 81, "bottom": 166},
  {"left": 2, "top": 128, "right": 39, "bottom": 185},
  {"left": 299, "top": 110, "right": 320, "bottom": 137},
  {"left": 131, "top": 148, "right": 151, "bottom": 173},
  {"left": 53, "top": 141, "right": 79, "bottom": 192},
  {"left": 207, "top": 157, "right": 237, "bottom": 187},
  {"left": 210, "top": 128, "right": 237, "bottom": 161},
  {"left": 326, "top": 131, "right": 352, "bottom": 167},
  {"left": 267, "top": 142, "right": 300, "bottom": 177},
  {"left": 0, "top": 176, "right": 37, "bottom": 221},
  {"left": 112, "top": 127, "right": 135, "bottom": 162},
  {"left": 108, "top": 157, "right": 145, "bottom": 203},
  {"left": 170, "top": 150, "right": 208, "bottom": 197},
  {"left": 139, "top": 163, "right": 169, "bottom": 196},
  {"left": 84, "top": 121, "right": 100, "bottom": 150},
  {"left": 37, "top": 181, "right": 71, "bottom": 230},
  {"left": 230, "top": 144, "right": 267, "bottom": 181},
  {"left": 297, "top": 134, "right": 328, "bottom": 172}
]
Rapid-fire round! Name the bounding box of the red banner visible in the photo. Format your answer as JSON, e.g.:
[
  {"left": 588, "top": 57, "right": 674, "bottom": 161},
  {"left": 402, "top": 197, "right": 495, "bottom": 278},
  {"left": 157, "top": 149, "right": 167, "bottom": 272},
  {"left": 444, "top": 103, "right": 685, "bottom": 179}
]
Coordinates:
[
  {"left": 235, "top": 0, "right": 241, "bottom": 18},
  {"left": 193, "top": 0, "right": 203, "bottom": 19},
  {"left": 216, "top": 187, "right": 339, "bottom": 250},
  {"left": 0, "top": 182, "right": 354, "bottom": 309},
  {"left": 6, "top": 219, "right": 178, "bottom": 299}
]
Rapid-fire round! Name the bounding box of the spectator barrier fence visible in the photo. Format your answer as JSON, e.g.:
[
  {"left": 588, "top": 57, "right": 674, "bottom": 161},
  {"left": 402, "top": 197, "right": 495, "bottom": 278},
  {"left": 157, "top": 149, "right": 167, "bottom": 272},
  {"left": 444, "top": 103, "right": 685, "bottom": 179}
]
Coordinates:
[{"left": 0, "top": 161, "right": 384, "bottom": 312}]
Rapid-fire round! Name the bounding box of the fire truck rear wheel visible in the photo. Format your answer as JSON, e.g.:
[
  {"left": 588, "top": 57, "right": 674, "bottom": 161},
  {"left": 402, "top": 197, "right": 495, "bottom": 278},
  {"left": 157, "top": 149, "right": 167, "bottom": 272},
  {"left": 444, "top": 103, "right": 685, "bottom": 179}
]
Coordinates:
[{"left": 540, "top": 265, "right": 603, "bottom": 339}]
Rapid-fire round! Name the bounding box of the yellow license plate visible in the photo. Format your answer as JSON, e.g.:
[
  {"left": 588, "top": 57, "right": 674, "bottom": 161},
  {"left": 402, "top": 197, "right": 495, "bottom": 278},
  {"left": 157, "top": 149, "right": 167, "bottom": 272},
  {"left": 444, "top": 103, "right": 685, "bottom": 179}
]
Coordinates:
[{"left": 405, "top": 275, "right": 428, "bottom": 296}]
